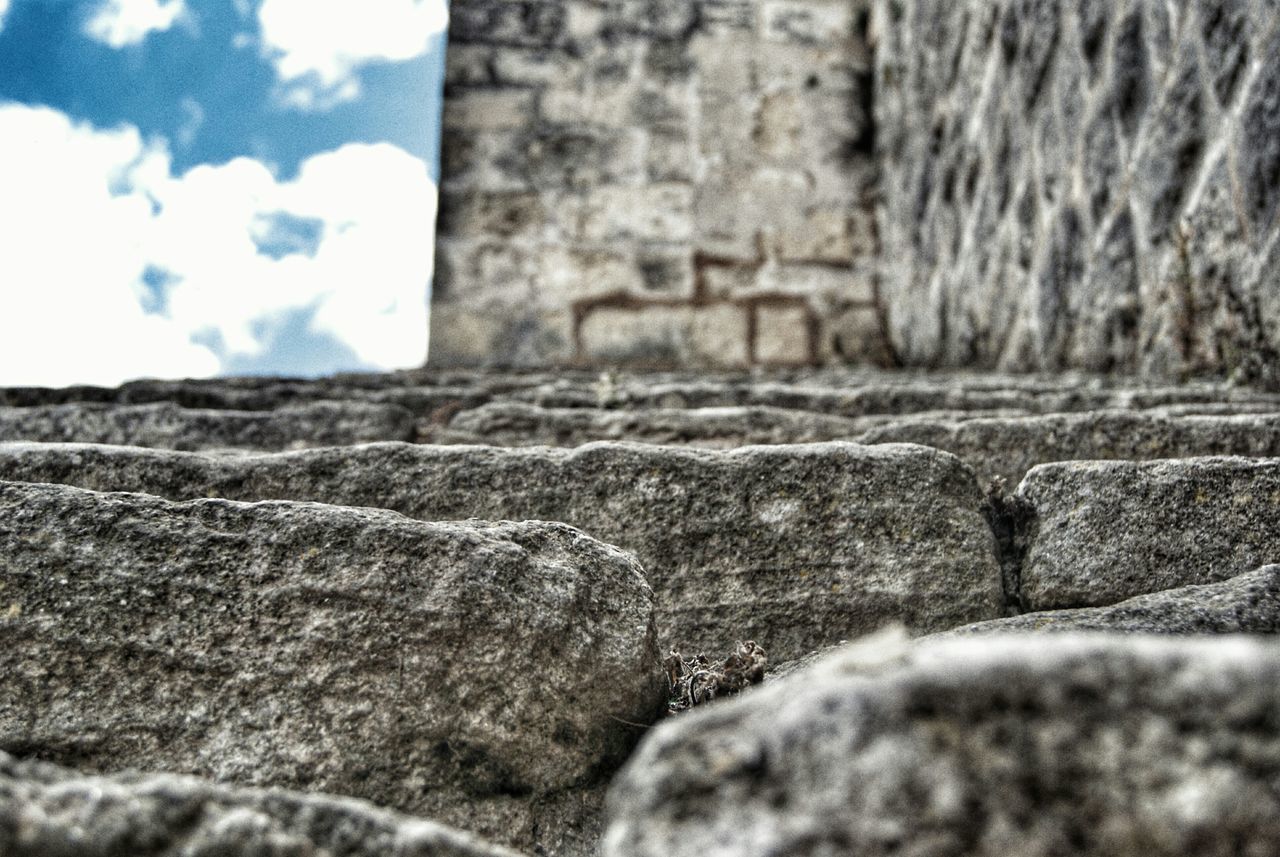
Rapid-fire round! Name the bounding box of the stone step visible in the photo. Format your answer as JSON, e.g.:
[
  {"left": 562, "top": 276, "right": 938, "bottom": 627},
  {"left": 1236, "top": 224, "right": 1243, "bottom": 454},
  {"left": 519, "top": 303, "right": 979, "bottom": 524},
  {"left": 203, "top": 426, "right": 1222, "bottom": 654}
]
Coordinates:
[
  {"left": 0, "top": 401, "right": 417, "bottom": 451},
  {"left": 506, "top": 375, "right": 1280, "bottom": 414},
  {"left": 427, "top": 406, "right": 1280, "bottom": 488},
  {"left": 604, "top": 633, "right": 1280, "bottom": 857},
  {"left": 947, "top": 565, "right": 1280, "bottom": 636},
  {"left": 5, "top": 372, "right": 1277, "bottom": 420},
  {"left": 0, "top": 441, "right": 1005, "bottom": 660},
  {"left": 0, "top": 752, "right": 525, "bottom": 857},
  {"left": 0, "top": 480, "right": 662, "bottom": 857},
  {"left": 859, "top": 410, "right": 1280, "bottom": 486},
  {"left": 1017, "top": 457, "right": 1280, "bottom": 611},
  {"left": 423, "top": 401, "right": 1042, "bottom": 447},
  {"left": 0, "top": 377, "right": 494, "bottom": 417}
]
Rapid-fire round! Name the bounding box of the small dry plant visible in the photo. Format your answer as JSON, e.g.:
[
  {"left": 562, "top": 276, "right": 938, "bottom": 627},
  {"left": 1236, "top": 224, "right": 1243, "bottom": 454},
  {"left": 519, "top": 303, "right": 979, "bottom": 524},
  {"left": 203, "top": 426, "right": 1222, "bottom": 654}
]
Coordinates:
[{"left": 664, "top": 640, "right": 767, "bottom": 716}]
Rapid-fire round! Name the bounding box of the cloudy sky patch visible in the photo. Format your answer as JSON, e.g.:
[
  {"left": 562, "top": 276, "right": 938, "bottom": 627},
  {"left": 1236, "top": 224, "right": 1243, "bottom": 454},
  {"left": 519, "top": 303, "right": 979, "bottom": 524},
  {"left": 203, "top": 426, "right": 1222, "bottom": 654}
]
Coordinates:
[
  {"left": 258, "top": 0, "right": 448, "bottom": 109},
  {"left": 0, "top": 0, "right": 447, "bottom": 386},
  {"left": 83, "top": 0, "right": 188, "bottom": 48}
]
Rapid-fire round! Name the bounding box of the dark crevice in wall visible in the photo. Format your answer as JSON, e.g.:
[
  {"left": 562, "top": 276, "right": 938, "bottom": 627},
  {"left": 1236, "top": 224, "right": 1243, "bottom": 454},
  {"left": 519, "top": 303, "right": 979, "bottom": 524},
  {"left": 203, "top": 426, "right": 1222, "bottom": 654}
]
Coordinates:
[{"left": 981, "top": 483, "right": 1036, "bottom": 616}]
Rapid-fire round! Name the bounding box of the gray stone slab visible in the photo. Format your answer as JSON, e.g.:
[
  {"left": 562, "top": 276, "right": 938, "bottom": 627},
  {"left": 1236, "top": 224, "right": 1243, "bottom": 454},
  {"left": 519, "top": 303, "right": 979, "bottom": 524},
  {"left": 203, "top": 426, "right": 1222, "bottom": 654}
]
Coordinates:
[
  {"left": 0, "top": 480, "right": 662, "bottom": 855},
  {"left": 425, "top": 402, "right": 1050, "bottom": 448},
  {"left": 947, "top": 566, "right": 1280, "bottom": 636},
  {"left": 604, "top": 632, "right": 1280, "bottom": 857},
  {"left": 0, "top": 752, "right": 525, "bottom": 857},
  {"left": 425, "top": 402, "right": 870, "bottom": 447},
  {"left": 1019, "top": 457, "right": 1280, "bottom": 610},
  {"left": 514, "top": 378, "right": 1280, "bottom": 417},
  {"left": 859, "top": 411, "right": 1280, "bottom": 486},
  {"left": 0, "top": 378, "right": 494, "bottom": 417},
  {"left": 0, "top": 441, "right": 1004, "bottom": 660},
  {"left": 0, "top": 401, "right": 417, "bottom": 451}
]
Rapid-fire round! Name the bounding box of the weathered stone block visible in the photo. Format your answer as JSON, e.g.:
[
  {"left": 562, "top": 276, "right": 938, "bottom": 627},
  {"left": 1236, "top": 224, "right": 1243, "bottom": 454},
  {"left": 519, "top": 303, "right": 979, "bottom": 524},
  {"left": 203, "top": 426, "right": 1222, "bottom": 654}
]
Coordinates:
[
  {"left": 762, "top": 0, "right": 857, "bottom": 44},
  {"left": 442, "top": 87, "right": 537, "bottom": 131},
  {"left": 754, "top": 304, "right": 812, "bottom": 364},
  {"left": 541, "top": 246, "right": 647, "bottom": 304},
  {"left": 0, "top": 480, "right": 662, "bottom": 854},
  {"left": 565, "top": 303, "right": 750, "bottom": 365},
  {"left": 644, "top": 127, "right": 698, "bottom": 182},
  {"left": 1019, "top": 457, "right": 1280, "bottom": 610},
  {"left": 0, "top": 441, "right": 1004, "bottom": 661},
  {"left": 948, "top": 565, "right": 1280, "bottom": 636},
  {"left": 605, "top": 633, "right": 1280, "bottom": 857},
  {"left": 636, "top": 244, "right": 696, "bottom": 295},
  {"left": 764, "top": 262, "right": 873, "bottom": 302},
  {"left": 428, "top": 402, "right": 868, "bottom": 447},
  {"left": 826, "top": 303, "right": 890, "bottom": 363},
  {"left": 448, "top": 0, "right": 568, "bottom": 48},
  {"left": 580, "top": 184, "right": 694, "bottom": 242},
  {"left": 859, "top": 411, "right": 1280, "bottom": 487},
  {"left": 1, "top": 752, "right": 523, "bottom": 857},
  {"left": 0, "top": 401, "right": 416, "bottom": 452},
  {"left": 436, "top": 190, "right": 548, "bottom": 239},
  {"left": 774, "top": 205, "right": 874, "bottom": 263}
]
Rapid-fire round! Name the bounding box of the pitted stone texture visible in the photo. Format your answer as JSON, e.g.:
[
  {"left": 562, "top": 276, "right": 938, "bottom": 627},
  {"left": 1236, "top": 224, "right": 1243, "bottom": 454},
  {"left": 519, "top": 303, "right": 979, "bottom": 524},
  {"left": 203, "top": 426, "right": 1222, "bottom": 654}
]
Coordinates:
[
  {"left": 0, "top": 752, "right": 524, "bottom": 857},
  {"left": 874, "top": 0, "right": 1280, "bottom": 385},
  {"left": 511, "top": 375, "right": 1280, "bottom": 416},
  {"left": 949, "top": 565, "right": 1280, "bottom": 636},
  {"left": 5, "top": 371, "right": 1280, "bottom": 418},
  {"left": 0, "top": 441, "right": 1003, "bottom": 661},
  {"left": 0, "top": 480, "right": 663, "bottom": 856},
  {"left": 423, "top": 402, "right": 870, "bottom": 446},
  {"left": 0, "top": 382, "right": 491, "bottom": 425},
  {"left": 432, "top": 0, "right": 881, "bottom": 367},
  {"left": 604, "top": 633, "right": 1280, "bottom": 857},
  {"left": 1019, "top": 457, "right": 1280, "bottom": 610},
  {"left": 0, "top": 401, "right": 416, "bottom": 451},
  {"left": 859, "top": 410, "right": 1280, "bottom": 485}
]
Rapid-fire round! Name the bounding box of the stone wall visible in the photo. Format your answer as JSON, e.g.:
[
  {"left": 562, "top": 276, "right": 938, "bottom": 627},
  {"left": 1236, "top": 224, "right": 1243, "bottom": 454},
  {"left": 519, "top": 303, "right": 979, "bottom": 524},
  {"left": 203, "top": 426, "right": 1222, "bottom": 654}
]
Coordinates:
[
  {"left": 873, "top": 0, "right": 1280, "bottom": 385},
  {"left": 430, "top": 0, "right": 885, "bottom": 367}
]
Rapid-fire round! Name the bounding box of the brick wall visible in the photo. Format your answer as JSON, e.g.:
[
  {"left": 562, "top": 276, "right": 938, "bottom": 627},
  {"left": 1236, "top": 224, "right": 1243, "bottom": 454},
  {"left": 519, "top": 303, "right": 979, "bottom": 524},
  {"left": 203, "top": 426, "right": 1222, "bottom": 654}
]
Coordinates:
[{"left": 430, "top": 0, "right": 887, "bottom": 367}]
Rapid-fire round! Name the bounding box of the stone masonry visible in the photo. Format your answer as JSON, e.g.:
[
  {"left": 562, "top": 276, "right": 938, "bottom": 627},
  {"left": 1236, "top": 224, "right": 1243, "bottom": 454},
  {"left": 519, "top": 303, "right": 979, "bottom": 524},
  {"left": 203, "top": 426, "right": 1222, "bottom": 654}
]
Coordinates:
[
  {"left": 6, "top": 369, "right": 1280, "bottom": 856},
  {"left": 431, "top": 0, "right": 884, "bottom": 368},
  {"left": 431, "top": 0, "right": 1280, "bottom": 386},
  {"left": 874, "top": 0, "right": 1280, "bottom": 384},
  {"left": 5, "top": 0, "right": 1280, "bottom": 854}
]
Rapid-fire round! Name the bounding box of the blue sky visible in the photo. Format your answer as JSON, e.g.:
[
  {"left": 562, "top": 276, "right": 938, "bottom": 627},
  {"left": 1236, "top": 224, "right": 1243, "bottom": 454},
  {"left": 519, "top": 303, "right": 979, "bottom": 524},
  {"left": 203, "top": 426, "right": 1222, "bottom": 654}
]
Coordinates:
[{"left": 0, "top": 0, "right": 447, "bottom": 385}]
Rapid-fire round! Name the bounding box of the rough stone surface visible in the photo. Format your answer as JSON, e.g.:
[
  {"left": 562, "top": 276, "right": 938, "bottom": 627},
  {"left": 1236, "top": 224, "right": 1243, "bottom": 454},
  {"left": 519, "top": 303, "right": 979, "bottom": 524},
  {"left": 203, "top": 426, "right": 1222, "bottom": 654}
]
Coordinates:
[
  {"left": 604, "top": 632, "right": 1280, "bottom": 857},
  {"left": 874, "top": 0, "right": 1280, "bottom": 385},
  {"left": 0, "top": 401, "right": 417, "bottom": 451},
  {"left": 859, "top": 410, "right": 1280, "bottom": 486},
  {"left": 431, "top": 0, "right": 883, "bottom": 367},
  {"left": 0, "top": 480, "right": 663, "bottom": 856},
  {"left": 5, "top": 371, "right": 1279, "bottom": 418},
  {"left": 949, "top": 565, "right": 1280, "bottom": 636},
  {"left": 0, "top": 752, "right": 525, "bottom": 857},
  {"left": 1019, "top": 457, "right": 1280, "bottom": 610},
  {"left": 0, "top": 441, "right": 1004, "bottom": 661},
  {"left": 510, "top": 375, "right": 1280, "bottom": 416},
  {"left": 423, "top": 402, "right": 871, "bottom": 446}
]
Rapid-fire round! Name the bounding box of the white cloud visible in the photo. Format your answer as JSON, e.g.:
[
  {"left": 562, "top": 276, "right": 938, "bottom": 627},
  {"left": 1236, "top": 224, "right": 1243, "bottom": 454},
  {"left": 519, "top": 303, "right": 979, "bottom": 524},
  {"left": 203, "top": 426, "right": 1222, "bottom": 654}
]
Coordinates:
[
  {"left": 0, "top": 103, "right": 435, "bottom": 386},
  {"left": 257, "top": 0, "right": 448, "bottom": 109},
  {"left": 83, "top": 0, "right": 187, "bottom": 49},
  {"left": 0, "top": 0, "right": 11, "bottom": 35}
]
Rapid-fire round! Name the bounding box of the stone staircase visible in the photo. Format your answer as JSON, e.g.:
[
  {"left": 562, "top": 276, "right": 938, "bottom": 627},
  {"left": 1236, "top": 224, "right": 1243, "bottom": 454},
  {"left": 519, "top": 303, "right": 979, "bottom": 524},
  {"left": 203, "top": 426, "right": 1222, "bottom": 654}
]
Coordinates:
[{"left": 3, "top": 369, "right": 1280, "bottom": 856}]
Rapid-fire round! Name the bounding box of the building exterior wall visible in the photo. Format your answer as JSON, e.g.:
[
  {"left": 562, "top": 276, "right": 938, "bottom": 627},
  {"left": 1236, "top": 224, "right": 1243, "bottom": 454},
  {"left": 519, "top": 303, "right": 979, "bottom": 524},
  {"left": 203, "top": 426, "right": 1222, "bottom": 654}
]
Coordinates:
[
  {"left": 873, "top": 0, "right": 1280, "bottom": 385},
  {"left": 430, "top": 0, "right": 885, "bottom": 367}
]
